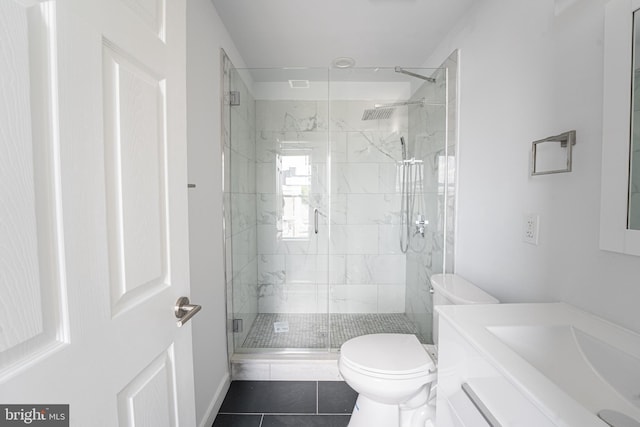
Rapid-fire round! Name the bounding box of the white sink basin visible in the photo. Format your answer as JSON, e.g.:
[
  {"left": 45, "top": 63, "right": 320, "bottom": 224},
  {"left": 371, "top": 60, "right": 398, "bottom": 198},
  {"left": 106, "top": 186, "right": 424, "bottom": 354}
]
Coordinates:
[
  {"left": 436, "top": 303, "right": 640, "bottom": 426},
  {"left": 487, "top": 324, "right": 640, "bottom": 419}
]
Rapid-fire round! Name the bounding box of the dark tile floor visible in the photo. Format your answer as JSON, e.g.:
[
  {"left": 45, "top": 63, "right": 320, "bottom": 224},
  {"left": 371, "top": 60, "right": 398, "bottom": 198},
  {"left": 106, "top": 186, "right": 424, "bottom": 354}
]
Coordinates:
[{"left": 213, "top": 381, "right": 358, "bottom": 427}]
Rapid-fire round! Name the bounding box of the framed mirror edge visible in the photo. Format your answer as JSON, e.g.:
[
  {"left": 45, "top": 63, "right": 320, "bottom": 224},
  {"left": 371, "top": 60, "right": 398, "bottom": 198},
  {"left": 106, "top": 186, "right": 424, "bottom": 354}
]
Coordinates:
[{"left": 600, "top": 0, "right": 640, "bottom": 256}]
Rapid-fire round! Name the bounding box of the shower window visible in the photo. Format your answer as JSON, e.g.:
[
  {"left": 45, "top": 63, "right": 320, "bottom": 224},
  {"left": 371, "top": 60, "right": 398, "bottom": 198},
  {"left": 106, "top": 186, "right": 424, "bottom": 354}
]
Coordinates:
[{"left": 278, "top": 151, "right": 312, "bottom": 240}]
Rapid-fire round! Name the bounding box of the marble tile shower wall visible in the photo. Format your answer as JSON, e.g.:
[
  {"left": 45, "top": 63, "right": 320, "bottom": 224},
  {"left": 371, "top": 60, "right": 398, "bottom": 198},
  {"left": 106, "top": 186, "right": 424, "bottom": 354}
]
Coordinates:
[
  {"left": 405, "top": 52, "right": 458, "bottom": 343},
  {"left": 225, "top": 67, "right": 258, "bottom": 348},
  {"left": 255, "top": 100, "right": 409, "bottom": 314},
  {"left": 444, "top": 52, "right": 459, "bottom": 276}
]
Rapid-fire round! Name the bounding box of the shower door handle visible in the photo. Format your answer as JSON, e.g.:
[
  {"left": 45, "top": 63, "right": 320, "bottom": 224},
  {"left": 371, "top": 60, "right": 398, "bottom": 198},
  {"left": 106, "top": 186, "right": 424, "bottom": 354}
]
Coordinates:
[
  {"left": 314, "top": 208, "right": 327, "bottom": 234},
  {"left": 314, "top": 208, "right": 319, "bottom": 234}
]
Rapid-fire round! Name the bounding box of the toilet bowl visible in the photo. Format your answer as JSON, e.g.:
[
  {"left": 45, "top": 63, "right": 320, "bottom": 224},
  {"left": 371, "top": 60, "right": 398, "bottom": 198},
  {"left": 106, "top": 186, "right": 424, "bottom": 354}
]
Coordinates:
[
  {"left": 339, "top": 334, "right": 437, "bottom": 427},
  {"left": 339, "top": 274, "right": 499, "bottom": 427}
]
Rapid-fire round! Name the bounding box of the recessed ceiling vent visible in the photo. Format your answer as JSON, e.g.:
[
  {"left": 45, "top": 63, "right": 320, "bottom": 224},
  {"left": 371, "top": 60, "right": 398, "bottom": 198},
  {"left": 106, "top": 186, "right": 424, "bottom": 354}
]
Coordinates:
[
  {"left": 332, "top": 56, "right": 356, "bottom": 68},
  {"left": 288, "top": 79, "right": 310, "bottom": 89}
]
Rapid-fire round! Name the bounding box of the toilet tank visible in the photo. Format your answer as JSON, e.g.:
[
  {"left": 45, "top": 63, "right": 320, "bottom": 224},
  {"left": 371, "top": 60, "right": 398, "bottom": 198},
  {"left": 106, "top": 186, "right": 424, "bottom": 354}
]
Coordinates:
[{"left": 431, "top": 274, "right": 499, "bottom": 345}]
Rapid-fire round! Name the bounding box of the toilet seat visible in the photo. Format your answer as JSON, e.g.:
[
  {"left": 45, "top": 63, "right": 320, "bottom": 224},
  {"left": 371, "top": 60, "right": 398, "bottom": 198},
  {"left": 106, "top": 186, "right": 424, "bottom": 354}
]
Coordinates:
[
  {"left": 340, "top": 334, "right": 435, "bottom": 378},
  {"left": 340, "top": 357, "right": 435, "bottom": 381}
]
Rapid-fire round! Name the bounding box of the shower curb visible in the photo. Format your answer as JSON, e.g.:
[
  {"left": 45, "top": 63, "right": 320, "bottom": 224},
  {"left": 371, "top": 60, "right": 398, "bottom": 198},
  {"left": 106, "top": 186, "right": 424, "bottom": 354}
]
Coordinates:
[{"left": 230, "top": 353, "right": 342, "bottom": 381}]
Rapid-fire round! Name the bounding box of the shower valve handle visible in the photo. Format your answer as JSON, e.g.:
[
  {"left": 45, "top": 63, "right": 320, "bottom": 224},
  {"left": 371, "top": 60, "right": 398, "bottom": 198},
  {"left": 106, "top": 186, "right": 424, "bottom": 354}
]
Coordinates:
[
  {"left": 415, "top": 217, "right": 428, "bottom": 227},
  {"left": 415, "top": 215, "right": 428, "bottom": 237}
]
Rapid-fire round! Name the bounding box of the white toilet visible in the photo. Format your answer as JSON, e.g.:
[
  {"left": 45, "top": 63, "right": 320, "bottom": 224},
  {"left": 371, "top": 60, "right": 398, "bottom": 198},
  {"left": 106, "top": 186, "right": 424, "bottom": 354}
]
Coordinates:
[{"left": 338, "top": 274, "right": 499, "bottom": 427}]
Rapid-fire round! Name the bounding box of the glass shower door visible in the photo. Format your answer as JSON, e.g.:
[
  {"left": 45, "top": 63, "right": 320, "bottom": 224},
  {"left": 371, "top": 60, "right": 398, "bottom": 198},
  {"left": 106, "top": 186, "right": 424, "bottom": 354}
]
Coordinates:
[
  {"left": 326, "top": 66, "right": 448, "bottom": 348},
  {"left": 224, "top": 65, "right": 331, "bottom": 352}
]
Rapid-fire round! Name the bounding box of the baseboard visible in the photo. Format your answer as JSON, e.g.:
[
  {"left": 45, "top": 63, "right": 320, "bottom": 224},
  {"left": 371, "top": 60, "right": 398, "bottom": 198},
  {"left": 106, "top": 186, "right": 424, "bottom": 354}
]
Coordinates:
[{"left": 198, "top": 372, "right": 231, "bottom": 427}]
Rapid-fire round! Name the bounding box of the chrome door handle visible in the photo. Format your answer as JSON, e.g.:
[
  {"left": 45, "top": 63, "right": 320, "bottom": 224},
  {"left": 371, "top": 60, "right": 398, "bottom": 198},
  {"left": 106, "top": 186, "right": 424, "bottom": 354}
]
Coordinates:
[{"left": 175, "top": 297, "right": 202, "bottom": 327}]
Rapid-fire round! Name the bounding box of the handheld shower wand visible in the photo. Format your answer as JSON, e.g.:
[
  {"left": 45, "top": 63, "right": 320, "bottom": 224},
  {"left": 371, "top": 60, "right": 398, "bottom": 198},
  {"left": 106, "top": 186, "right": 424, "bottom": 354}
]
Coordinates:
[
  {"left": 400, "top": 136, "right": 407, "bottom": 161},
  {"left": 399, "top": 136, "right": 428, "bottom": 253}
]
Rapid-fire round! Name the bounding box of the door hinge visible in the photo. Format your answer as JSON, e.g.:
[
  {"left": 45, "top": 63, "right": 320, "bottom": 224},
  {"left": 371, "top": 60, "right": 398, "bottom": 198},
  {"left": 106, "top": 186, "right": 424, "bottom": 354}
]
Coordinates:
[
  {"left": 232, "top": 318, "right": 243, "bottom": 333},
  {"left": 228, "top": 91, "right": 240, "bottom": 106}
]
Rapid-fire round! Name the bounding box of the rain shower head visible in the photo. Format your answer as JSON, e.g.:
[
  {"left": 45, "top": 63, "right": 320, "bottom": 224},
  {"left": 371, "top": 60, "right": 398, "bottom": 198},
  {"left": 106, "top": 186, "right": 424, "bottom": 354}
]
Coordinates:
[
  {"left": 361, "top": 107, "right": 395, "bottom": 121},
  {"left": 360, "top": 98, "right": 427, "bottom": 121}
]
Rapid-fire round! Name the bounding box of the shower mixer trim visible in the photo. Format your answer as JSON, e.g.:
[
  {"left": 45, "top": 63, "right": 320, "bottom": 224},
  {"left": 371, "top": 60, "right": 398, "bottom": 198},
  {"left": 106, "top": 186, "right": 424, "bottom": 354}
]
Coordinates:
[
  {"left": 415, "top": 214, "right": 428, "bottom": 237},
  {"left": 399, "top": 158, "right": 423, "bottom": 165}
]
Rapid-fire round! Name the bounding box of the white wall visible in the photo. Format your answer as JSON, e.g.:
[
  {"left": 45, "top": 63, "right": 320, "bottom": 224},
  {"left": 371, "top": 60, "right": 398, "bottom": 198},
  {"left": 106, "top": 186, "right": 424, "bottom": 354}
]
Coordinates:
[
  {"left": 424, "top": 0, "right": 640, "bottom": 333},
  {"left": 185, "top": 1, "right": 246, "bottom": 425}
]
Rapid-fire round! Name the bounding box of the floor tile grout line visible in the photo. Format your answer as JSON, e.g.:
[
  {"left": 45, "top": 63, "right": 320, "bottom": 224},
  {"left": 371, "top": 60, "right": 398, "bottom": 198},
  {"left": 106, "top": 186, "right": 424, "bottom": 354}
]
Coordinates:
[
  {"left": 217, "top": 412, "right": 266, "bottom": 415},
  {"left": 317, "top": 413, "right": 353, "bottom": 416},
  {"left": 218, "top": 412, "right": 350, "bottom": 416},
  {"left": 215, "top": 380, "right": 356, "bottom": 425},
  {"left": 217, "top": 412, "right": 319, "bottom": 415}
]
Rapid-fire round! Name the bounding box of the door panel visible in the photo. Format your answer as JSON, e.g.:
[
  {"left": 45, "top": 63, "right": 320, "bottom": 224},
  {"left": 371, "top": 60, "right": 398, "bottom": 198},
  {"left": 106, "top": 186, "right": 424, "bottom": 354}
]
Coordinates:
[
  {"left": 103, "top": 41, "right": 170, "bottom": 316},
  {"left": 0, "top": 0, "right": 68, "bottom": 381},
  {"left": 0, "top": 0, "right": 45, "bottom": 352},
  {"left": 117, "top": 345, "right": 178, "bottom": 427},
  {"left": 0, "top": 0, "right": 196, "bottom": 425}
]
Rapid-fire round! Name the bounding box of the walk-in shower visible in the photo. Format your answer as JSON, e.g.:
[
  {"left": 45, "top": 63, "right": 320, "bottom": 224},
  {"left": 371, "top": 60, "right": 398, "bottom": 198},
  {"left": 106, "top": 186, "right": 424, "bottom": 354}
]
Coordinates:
[{"left": 222, "top": 53, "right": 456, "bottom": 356}]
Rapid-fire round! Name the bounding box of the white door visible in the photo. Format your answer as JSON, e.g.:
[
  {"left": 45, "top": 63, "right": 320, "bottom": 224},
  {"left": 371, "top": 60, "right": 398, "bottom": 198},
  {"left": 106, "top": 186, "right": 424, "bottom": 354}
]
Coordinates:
[{"left": 0, "top": 0, "right": 197, "bottom": 425}]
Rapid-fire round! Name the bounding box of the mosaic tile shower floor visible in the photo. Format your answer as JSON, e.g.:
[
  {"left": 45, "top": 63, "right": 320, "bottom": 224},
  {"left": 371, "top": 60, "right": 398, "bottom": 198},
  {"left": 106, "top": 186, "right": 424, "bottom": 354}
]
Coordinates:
[{"left": 240, "top": 313, "right": 426, "bottom": 349}]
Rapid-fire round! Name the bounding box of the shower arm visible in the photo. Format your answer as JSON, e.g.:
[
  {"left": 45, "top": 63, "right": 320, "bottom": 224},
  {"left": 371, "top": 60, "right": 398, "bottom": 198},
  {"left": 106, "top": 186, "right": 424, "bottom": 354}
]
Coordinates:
[{"left": 394, "top": 66, "right": 436, "bottom": 83}]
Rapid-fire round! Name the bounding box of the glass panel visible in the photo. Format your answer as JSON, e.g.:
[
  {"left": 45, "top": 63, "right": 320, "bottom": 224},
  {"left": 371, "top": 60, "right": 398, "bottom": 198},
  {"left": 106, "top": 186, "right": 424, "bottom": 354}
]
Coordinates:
[
  {"left": 327, "top": 66, "right": 448, "bottom": 348},
  {"left": 222, "top": 53, "right": 234, "bottom": 362},
  {"left": 226, "top": 65, "right": 259, "bottom": 353},
  {"left": 226, "top": 67, "right": 330, "bottom": 352}
]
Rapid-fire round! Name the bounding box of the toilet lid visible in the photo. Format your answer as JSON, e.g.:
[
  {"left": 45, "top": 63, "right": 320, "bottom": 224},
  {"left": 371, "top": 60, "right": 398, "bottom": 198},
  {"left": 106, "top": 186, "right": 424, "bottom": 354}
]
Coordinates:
[{"left": 340, "top": 334, "right": 434, "bottom": 375}]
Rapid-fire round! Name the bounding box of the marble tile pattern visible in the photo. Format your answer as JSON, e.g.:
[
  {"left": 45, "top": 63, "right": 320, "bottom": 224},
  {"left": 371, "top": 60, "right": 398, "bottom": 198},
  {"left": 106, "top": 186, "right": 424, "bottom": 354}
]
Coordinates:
[
  {"left": 225, "top": 66, "right": 259, "bottom": 349},
  {"left": 255, "top": 99, "right": 410, "bottom": 315},
  {"left": 404, "top": 52, "right": 458, "bottom": 343},
  {"left": 444, "top": 51, "right": 459, "bottom": 275}
]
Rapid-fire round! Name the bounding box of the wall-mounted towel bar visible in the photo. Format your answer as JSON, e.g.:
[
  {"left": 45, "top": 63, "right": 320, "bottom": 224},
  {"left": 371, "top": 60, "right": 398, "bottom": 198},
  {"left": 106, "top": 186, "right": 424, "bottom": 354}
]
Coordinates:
[{"left": 530, "top": 130, "right": 576, "bottom": 176}]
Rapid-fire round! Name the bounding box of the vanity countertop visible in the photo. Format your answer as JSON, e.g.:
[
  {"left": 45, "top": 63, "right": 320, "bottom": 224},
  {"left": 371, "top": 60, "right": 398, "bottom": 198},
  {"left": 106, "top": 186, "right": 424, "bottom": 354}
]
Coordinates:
[{"left": 436, "top": 302, "right": 640, "bottom": 427}]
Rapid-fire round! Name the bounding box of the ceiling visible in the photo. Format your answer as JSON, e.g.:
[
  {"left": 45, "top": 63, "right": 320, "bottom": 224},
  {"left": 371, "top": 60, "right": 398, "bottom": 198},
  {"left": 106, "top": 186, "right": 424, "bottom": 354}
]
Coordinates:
[{"left": 211, "top": 0, "right": 476, "bottom": 69}]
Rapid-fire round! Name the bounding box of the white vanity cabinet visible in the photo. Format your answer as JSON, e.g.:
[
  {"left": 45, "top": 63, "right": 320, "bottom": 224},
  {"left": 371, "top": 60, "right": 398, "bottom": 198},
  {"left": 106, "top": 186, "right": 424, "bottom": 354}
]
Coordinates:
[
  {"left": 434, "top": 303, "right": 640, "bottom": 427},
  {"left": 435, "top": 315, "right": 557, "bottom": 427}
]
